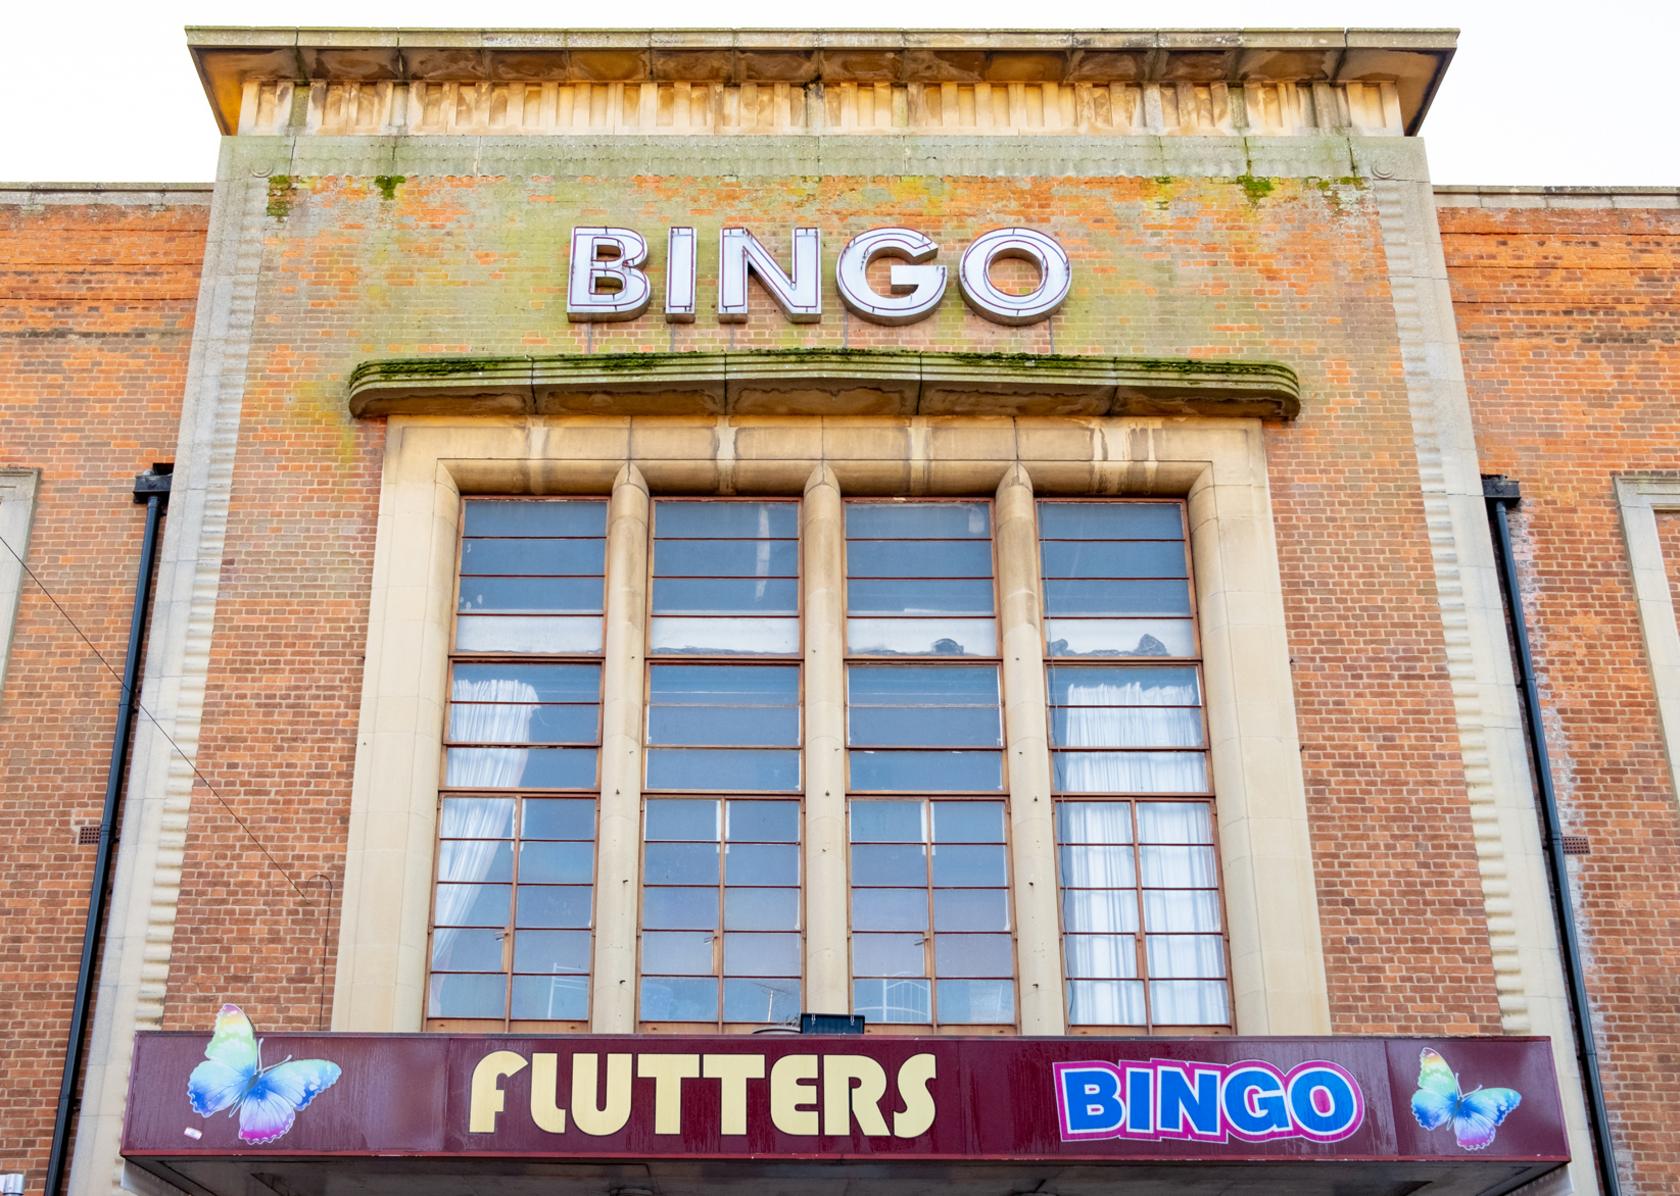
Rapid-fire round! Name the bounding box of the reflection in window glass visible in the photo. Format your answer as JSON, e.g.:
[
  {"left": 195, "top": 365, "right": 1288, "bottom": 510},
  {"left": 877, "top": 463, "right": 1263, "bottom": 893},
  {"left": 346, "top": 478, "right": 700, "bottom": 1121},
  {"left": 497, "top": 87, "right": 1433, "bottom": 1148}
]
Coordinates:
[
  {"left": 849, "top": 798, "right": 1014, "bottom": 1026},
  {"left": 1041, "top": 500, "right": 1230, "bottom": 1031},
  {"left": 455, "top": 500, "right": 607, "bottom": 654},
  {"left": 845, "top": 501, "right": 996, "bottom": 656},
  {"left": 650, "top": 500, "right": 799, "bottom": 655},
  {"left": 639, "top": 798, "right": 801, "bottom": 1026}
]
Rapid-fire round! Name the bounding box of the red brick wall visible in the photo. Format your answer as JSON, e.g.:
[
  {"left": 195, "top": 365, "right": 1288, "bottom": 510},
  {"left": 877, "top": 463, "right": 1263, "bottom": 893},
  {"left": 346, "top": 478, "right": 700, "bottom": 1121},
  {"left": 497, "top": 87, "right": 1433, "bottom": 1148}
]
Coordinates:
[
  {"left": 0, "top": 195, "right": 207, "bottom": 1186},
  {"left": 1442, "top": 200, "right": 1680, "bottom": 1190}
]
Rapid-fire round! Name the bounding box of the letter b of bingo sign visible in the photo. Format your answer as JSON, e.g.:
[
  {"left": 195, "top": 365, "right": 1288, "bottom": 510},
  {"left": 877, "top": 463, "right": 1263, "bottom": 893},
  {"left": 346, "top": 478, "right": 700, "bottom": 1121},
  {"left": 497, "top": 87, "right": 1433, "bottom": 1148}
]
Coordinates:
[{"left": 1053, "top": 1059, "right": 1364, "bottom": 1144}]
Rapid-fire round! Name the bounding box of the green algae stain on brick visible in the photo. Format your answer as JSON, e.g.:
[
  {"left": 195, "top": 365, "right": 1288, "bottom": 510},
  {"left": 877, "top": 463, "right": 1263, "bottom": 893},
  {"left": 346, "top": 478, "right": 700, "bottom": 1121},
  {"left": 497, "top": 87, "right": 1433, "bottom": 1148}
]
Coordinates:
[
  {"left": 266, "top": 175, "right": 297, "bottom": 220},
  {"left": 1235, "top": 173, "right": 1276, "bottom": 206},
  {"left": 373, "top": 175, "right": 406, "bottom": 201}
]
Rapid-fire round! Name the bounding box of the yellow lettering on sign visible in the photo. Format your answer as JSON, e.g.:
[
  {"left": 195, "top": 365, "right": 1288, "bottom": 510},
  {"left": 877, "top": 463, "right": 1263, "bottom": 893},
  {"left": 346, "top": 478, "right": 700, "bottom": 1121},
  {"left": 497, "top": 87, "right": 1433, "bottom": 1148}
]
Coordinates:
[
  {"left": 702, "top": 1054, "right": 767, "bottom": 1136},
  {"left": 892, "top": 1052, "right": 938, "bottom": 1138},
  {"left": 528, "top": 1053, "right": 567, "bottom": 1133},
  {"left": 823, "top": 1055, "right": 890, "bottom": 1137},
  {"left": 571, "top": 1053, "right": 633, "bottom": 1137},
  {"left": 467, "top": 1050, "right": 528, "bottom": 1134},
  {"left": 770, "top": 1055, "right": 821, "bottom": 1135},
  {"left": 637, "top": 1053, "right": 702, "bottom": 1135}
]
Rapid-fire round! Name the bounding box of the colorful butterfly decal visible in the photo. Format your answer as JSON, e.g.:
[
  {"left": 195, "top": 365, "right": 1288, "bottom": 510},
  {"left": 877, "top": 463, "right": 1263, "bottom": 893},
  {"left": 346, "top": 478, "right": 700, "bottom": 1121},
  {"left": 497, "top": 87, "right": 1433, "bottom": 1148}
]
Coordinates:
[
  {"left": 1411, "top": 1047, "right": 1522, "bottom": 1152},
  {"left": 186, "top": 1004, "right": 342, "bottom": 1145}
]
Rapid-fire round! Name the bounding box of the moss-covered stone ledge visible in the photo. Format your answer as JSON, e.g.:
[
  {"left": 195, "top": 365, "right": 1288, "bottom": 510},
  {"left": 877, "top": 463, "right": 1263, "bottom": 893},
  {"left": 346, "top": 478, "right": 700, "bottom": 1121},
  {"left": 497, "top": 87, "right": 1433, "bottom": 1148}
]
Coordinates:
[{"left": 347, "top": 349, "right": 1299, "bottom": 421}]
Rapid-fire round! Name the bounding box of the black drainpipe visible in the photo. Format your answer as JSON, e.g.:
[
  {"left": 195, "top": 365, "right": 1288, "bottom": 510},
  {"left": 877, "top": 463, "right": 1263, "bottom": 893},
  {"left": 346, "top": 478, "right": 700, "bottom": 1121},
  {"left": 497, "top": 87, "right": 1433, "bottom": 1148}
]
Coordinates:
[
  {"left": 1483, "top": 475, "right": 1621, "bottom": 1196},
  {"left": 43, "top": 465, "right": 171, "bottom": 1196}
]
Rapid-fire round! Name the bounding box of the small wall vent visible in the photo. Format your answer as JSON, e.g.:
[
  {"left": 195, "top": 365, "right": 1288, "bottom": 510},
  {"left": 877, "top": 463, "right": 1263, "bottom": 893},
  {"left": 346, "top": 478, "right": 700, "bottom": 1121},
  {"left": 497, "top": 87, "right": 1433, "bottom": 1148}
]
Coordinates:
[
  {"left": 75, "top": 824, "right": 101, "bottom": 846},
  {"left": 1561, "top": 835, "right": 1591, "bottom": 856}
]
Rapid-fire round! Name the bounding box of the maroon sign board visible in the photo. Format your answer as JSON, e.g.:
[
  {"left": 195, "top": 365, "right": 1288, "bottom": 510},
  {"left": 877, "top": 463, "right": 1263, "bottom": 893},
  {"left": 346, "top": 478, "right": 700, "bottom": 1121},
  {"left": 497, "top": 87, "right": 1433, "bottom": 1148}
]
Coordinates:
[{"left": 123, "top": 1023, "right": 1568, "bottom": 1176}]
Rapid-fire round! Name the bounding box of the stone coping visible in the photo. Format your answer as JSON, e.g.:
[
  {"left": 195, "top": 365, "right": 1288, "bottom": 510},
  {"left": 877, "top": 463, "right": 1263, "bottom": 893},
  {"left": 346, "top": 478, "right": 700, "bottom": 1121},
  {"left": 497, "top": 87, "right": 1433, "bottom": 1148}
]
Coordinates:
[
  {"left": 346, "top": 349, "right": 1301, "bottom": 420},
  {"left": 188, "top": 27, "right": 1454, "bottom": 135}
]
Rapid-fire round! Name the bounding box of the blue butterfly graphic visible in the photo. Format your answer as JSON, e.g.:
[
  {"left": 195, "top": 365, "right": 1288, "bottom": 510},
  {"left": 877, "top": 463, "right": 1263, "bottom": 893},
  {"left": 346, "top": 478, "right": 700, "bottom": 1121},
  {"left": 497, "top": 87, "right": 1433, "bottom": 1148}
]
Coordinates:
[
  {"left": 187, "top": 1004, "right": 342, "bottom": 1144},
  {"left": 1411, "top": 1047, "right": 1522, "bottom": 1151}
]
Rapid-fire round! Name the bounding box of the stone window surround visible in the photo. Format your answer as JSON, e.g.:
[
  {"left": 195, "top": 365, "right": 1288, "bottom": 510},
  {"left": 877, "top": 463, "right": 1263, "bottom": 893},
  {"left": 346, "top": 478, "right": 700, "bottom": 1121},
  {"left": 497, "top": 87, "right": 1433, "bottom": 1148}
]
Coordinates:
[
  {"left": 335, "top": 414, "right": 1330, "bottom": 1038},
  {"left": 0, "top": 468, "right": 40, "bottom": 702},
  {"left": 1616, "top": 474, "right": 1680, "bottom": 807}
]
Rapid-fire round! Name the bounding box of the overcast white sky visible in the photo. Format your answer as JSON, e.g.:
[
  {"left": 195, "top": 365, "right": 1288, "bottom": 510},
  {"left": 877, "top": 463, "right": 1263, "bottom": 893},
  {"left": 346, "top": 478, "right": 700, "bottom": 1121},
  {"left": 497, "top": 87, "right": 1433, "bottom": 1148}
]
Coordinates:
[{"left": 6, "top": 0, "right": 1675, "bottom": 186}]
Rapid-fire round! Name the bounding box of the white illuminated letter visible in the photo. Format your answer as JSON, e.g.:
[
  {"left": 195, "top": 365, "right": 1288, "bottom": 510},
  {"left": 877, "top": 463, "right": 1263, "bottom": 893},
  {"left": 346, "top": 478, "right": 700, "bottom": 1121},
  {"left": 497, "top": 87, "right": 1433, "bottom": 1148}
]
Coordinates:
[
  {"left": 665, "top": 226, "right": 697, "bottom": 323},
  {"left": 957, "top": 227, "right": 1072, "bottom": 326},
  {"left": 835, "top": 227, "right": 947, "bottom": 326},
  {"left": 567, "top": 226, "right": 652, "bottom": 322},
  {"left": 717, "top": 226, "right": 822, "bottom": 323}
]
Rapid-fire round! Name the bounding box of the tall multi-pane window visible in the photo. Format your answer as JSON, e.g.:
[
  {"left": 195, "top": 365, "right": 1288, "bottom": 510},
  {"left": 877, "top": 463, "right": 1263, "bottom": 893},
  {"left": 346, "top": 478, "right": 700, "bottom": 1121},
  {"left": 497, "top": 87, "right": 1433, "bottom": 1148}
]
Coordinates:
[
  {"left": 638, "top": 500, "right": 802, "bottom": 1027},
  {"left": 428, "top": 499, "right": 605, "bottom": 1028},
  {"left": 1040, "top": 500, "right": 1231, "bottom": 1031},
  {"left": 844, "top": 501, "right": 1015, "bottom": 1028}
]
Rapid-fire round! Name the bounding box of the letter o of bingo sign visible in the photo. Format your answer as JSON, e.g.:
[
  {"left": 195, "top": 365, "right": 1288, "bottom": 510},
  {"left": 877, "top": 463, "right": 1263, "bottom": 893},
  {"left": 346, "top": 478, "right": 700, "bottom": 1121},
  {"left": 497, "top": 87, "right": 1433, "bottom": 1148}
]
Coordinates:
[{"left": 957, "top": 228, "right": 1072, "bottom": 326}]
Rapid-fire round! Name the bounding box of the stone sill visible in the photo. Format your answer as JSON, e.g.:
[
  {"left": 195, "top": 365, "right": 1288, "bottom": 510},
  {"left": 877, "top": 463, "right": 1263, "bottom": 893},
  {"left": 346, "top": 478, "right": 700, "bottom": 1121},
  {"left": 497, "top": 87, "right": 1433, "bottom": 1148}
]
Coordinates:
[{"left": 346, "top": 349, "right": 1300, "bottom": 421}]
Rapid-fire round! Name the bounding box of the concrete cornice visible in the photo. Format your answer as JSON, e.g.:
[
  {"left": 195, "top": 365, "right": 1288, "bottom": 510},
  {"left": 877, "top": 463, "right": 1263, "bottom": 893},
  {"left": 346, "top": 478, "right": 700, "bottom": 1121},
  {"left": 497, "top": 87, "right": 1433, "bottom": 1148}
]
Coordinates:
[
  {"left": 187, "top": 26, "right": 1455, "bottom": 136},
  {"left": 1434, "top": 185, "right": 1680, "bottom": 209}
]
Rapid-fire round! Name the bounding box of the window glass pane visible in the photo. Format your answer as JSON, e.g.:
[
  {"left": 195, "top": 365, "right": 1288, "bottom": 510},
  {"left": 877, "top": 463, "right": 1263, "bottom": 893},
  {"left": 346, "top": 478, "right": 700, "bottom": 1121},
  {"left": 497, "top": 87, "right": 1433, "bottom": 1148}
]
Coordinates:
[
  {"left": 930, "top": 844, "right": 1007, "bottom": 887},
  {"left": 642, "top": 887, "right": 718, "bottom": 930},
  {"left": 1150, "top": 980, "right": 1231, "bottom": 1026},
  {"left": 653, "top": 578, "right": 798, "bottom": 615},
  {"left": 451, "top": 703, "right": 599, "bottom": 746},
  {"left": 934, "top": 934, "right": 1013, "bottom": 977},
  {"left": 936, "top": 979, "right": 1014, "bottom": 1024},
  {"left": 454, "top": 663, "right": 602, "bottom": 704},
  {"left": 645, "top": 799, "right": 721, "bottom": 842},
  {"left": 1138, "top": 801, "right": 1214, "bottom": 843},
  {"left": 463, "top": 500, "right": 606, "bottom": 537},
  {"left": 848, "top": 503, "right": 990, "bottom": 539},
  {"left": 1140, "top": 845, "right": 1220, "bottom": 888},
  {"left": 848, "top": 664, "right": 1000, "bottom": 704},
  {"left": 650, "top": 663, "right": 799, "bottom": 704},
  {"left": 646, "top": 748, "right": 800, "bottom": 791},
  {"left": 512, "top": 929, "right": 591, "bottom": 975},
  {"left": 1050, "top": 707, "right": 1203, "bottom": 749},
  {"left": 434, "top": 882, "right": 511, "bottom": 927},
  {"left": 640, "top": 977, "right": 718, "bottom": 1021},
  {"left": 1144, "top": 889, "right": 1223, "bottom": 933},
  {"left": 522, "top": 798, "right": 595, "bottom": 840},
  {"left": 1065, "top": 934, "right": 1139, "bottom": 979},
  {"left": 847, "top": 539, "right": 993, "bottom": 578},
  {"left": 1058, "top": 845, "right": 1137, "bottom": 889},
  {"left": 932, "top": 801, "right": 1005, "bottom": 843},
  {"left": 643, "top": 931, "right": 716, "bottom": 975},
  {"left": 847, "top": 579, "right": 995, "bottom": 616},
  {"left": 853, "top": 978, "right": 931, "bottom": 1024},
  {"left": 1044, "top": 579, "right": 1192, "bottom": 617},
  {"left": 1052, "top": 751, "right": 1208, "bottom": 794},
  {"left": 851, "top": 888, "right": 928, "bottom": 931},
  {"left": 1037, "top": 502, "right": 1181, "bottom": 540},
  {"left": 655, "top": 538, "right": 798, "bottom": 577},
  {"left": 431, "top": 927, "right": 503, "bottom": 972},
  {"left": 459, "top": 576, "right": 603, "bottom": 615},
  {"left": 440, "top": 796, "right": 514, "bottom": 840},
  {"left": 650, "top": 617, "right": 799, "bottom": 655},
  {"left": 849, "top": 800, "right": 925, "bottom": 843},
  {"left": 849, "top": 706, "right": 1001, "bottom": 748},
  {"left": 1068, "top": 979, "right": 1146, "bottom": 1026},
  {"left": 846, "top": 617, "right": 997, "bottom": 657},
  {"left": 1044, "top": 618, "right": 1194, "bottom": 659},
  {"left": 648, "top": 704, "right": 800, "bottom": 747},
  {"left": 853, "top": 933, "right": 926, "bottom": 977},
  {"left": 723, "top": 979, "right": 800, "bottom": 1024},
  {"left": 933, "top": 889, "right": 1010, "bottom": 931},
  {"left": 850, "top": 844, "right": 928, "bottom": 886},
  {"left": 427, "top": 972, "right": 505, "bottom": 1019},
  {"left": 1049, "top": 666, "right": 1200, "bottom": 707},
  {"left": 726, "top": 800, "right": 799, "bottom": 842},
  {"left": 438, "top": 840, "right": 512, "bottom": 884},
  {"left": 656, "top": 501, "right": 797, "bottom": 539},
  {"left": 511, "top": 975, "right": 589, "bottom": 1021},
  {"left": 446, "top": 747, "right": 598, "bottom": 790},
  {"left": 518, "top": 841, "right": 593, "bottom": 884},
  {"left": 643, "top": 842, "right": 720, "bottom": 885},
  {"left": 1146, "top": 935, "right": 1227, "bottom": 979},
  {"left": 1061, "top": 888, "right": 1140, "bottom": 934},
  {"left": 723, "top": 933, "right": 800, "bottom": 977},
  {"left": 724, "top": 887, "right": 799, "bottom": 931},
  {"left": 1040, "top": 539, "right": 1186, "bottom": 580},
  {"left": 726, "top": 843, "right": 799, "bottom": 885},
  {"left": 455, "top": 615, "right": 603, "bottom": 654},
  {"left": 1055, "top": 801, "right": 1133, "bottom": 844},
  {"left": 514, "top": 886, "right": 591, "bottom": 929},
  {"left": 461, "top": 537, "right": 605, "bottom": 577},
  {"left": 850, "top": 750, "right": 1002, "bottom": 792}
]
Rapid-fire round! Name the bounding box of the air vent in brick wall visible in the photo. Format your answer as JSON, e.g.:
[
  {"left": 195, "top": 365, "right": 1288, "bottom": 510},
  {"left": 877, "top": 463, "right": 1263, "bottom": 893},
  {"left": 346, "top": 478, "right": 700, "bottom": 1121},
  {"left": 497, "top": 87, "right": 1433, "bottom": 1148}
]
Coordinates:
[
  {"left": 75, "top": 824, "right": 100, "bottom": 846},
  {"left": 1561, "top": 835, "right": 1591, "bottom": 856}
]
